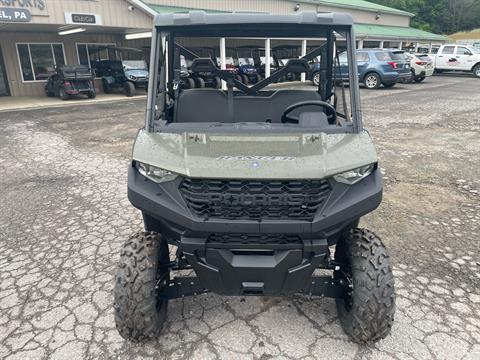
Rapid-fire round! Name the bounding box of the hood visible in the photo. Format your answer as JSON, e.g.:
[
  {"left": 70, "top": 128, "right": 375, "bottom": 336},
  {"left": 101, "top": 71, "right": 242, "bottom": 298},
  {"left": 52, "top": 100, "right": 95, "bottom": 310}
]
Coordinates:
[
  {"left": 124, "top": 69, "right": 149, "bottom": 77},
  {"left": 132, "top": 129, "right": 377, "bottom": 179},
  {"left": 240, "top": 64, "right": 256, "bottom": 71}
]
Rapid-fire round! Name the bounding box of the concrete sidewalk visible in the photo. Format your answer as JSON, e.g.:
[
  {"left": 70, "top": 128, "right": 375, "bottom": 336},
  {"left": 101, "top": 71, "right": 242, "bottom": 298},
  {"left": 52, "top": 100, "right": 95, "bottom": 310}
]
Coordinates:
[{"left": 0, "top": 92, "right": 147, "bottom": 112}]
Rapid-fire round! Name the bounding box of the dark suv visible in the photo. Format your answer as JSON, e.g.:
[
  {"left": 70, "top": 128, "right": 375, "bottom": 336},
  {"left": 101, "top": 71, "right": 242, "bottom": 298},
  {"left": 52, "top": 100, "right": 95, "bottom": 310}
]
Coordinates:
[{"left": 336, "top": 49, "right": 411, "bottom": 89}]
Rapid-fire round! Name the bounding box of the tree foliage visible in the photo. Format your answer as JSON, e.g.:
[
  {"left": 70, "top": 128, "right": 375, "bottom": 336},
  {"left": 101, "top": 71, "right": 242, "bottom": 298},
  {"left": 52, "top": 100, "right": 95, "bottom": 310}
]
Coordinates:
[{"left": 369, "top": 0, "right": 480, "bottom": 34}]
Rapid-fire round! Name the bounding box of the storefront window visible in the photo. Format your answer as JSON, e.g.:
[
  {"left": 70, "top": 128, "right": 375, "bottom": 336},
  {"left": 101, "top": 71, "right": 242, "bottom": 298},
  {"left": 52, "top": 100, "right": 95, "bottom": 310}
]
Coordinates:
[
  {"left": 16, "top": 43, "right": 65, "bottom": 81},
  {"left": 17, "top": 44, "right": 34, "bottom": 81}
]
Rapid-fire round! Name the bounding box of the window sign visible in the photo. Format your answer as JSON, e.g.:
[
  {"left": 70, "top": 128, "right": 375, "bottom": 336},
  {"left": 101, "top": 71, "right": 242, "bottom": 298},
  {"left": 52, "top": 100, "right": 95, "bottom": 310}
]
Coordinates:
[{"left": 16, "top": 43, "right": 65, "bottom": 81}]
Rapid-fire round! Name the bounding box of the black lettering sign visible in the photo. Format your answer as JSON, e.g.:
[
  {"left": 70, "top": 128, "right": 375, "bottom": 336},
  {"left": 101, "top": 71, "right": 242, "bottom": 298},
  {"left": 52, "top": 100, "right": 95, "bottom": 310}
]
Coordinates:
[
  {"left": 0, "top": 7, "right": 31, "bottom": 22},
  {"left": 71, "top": 13, "right": 95, "bottom": 24},
  {"left": 0, "top": 0, "right": 45, "bottom": 11}
]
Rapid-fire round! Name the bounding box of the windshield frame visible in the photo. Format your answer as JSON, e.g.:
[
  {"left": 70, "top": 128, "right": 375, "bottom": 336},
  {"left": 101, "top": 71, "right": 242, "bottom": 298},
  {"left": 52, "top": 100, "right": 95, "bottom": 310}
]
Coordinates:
[
  {"left": 122, "top": 60, "right": 148, "bottom": 70},
  {"left": 145, "top": 16, "right": 361, "bottom": 134}
]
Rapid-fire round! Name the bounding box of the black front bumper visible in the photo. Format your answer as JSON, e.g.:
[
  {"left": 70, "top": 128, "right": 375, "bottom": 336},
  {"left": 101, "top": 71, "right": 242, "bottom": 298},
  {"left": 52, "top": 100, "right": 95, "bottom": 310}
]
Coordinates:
[
  {"left": 127, "top": 165, "right": 382, "bottom": 295},
  {"left": 127, "top": 165, "right": 382, "bottom": 237}
]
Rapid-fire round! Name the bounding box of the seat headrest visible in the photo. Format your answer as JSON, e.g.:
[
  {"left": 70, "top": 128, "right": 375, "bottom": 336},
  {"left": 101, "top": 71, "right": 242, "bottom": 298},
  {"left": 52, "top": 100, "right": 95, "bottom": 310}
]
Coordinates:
[
  {"left": 191, "top": 58, "right": 217, "bottom": 72},
  {"left": 285, "top": 58, "right": 310, "bottom": 73}
]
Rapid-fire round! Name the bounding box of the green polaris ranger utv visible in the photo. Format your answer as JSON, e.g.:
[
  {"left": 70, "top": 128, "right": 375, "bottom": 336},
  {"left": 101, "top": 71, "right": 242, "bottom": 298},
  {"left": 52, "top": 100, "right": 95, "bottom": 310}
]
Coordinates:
[{"left": 114, "top": 11, "right": 395, "bottom": 344}]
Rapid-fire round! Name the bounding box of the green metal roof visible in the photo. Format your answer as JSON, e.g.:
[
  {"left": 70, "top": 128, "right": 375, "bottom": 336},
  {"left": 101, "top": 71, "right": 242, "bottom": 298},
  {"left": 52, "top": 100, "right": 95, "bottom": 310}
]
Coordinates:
[
  {"left": 144, "top": 3, "right": 227, "bottom": 14},
  {"left": 142, "top": 2, "right": 444, "bottom": 42},
  {"left": 145, "top": 0, "right": 412, "bottom": 17},
  {"left": 355, "top": 23, "right": 447, "bottom": 41},
  {"left": 296, "top": 0, "right": 414, "bottom": 17}
]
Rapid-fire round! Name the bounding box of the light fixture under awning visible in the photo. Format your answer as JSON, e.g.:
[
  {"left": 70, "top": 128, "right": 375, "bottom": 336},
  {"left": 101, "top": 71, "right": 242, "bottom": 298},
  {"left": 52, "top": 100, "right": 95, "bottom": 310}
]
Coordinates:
[
  {"left": 58, "top": 27, "right": 86, "bottom": 35},
  {"left": 125, "top": 31, "right": 152, "bottom": 40}
]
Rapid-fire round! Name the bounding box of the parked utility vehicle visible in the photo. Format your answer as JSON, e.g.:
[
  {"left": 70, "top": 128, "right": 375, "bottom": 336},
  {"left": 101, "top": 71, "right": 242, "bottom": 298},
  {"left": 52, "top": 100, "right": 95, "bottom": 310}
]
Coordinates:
[
  {"left": 228, "top": 47, "right": 262, "bottom": 84},
  {"left": 432, "top": 44, "right": 480, "bottom": 78},
  {"left": 181, "top": 46, "right": 224, "bottom": 88},
  {"left": 45, "top": 65, "right": 95, "bottom": 100},
  {"left": 91, "top": 46, "right": 148, "bottom": 96},
  {"left": 114, "top": 11, "right": 395, "bottom": 344}
]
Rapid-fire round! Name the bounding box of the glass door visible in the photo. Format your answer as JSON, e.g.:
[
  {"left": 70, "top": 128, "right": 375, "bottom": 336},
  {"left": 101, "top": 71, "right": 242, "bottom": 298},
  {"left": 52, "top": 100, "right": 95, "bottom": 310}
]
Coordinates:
[{"left": 0, "top": 46, "right": 10, "bottom": 96}]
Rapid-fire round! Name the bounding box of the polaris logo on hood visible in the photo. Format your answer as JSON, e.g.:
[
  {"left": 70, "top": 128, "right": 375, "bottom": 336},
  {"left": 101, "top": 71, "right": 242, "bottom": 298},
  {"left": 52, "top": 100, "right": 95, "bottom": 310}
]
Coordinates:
[{"left": 216, "top": 155, "right": 296, "bottom": 161}]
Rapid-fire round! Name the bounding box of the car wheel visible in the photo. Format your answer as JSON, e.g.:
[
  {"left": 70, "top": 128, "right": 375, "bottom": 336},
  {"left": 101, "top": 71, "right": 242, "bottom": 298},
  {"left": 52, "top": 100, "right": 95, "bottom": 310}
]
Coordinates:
[
  {"left": 473, "top": 64, "right": 480, "bottom": 78},
  {"left": 241, "top": 74, "right": 249, "bottom": 85},
  {"left": 103, "top": 80, "right": 112, "bottom": 94},
  {"left": 185, "top": 78, "right": 195, "bottom": 89},
  {"left": 334, "top": 228, "right": 395, "bottom": 343},
  {"left": 235, "top": 74, "right": 243, "bottom": 84},
  {"left": 195, "top": 77, "right": 205, "bottom": 88},
  {"left": 404, "top": 70, "right": 414, "bottom": 83},
  {"left": 59, "top": 87, "right": 69, "bottom": 100},
  {"left": 312, "top": 72, "right": 320, "bottom": 86},
  {"left": 255, "top": 74, "right": 262, "bottom": 83},
  {"left": 414, "top": 76, "right": 425, "bottom": 83},
  {"left": 213, "top": 76, "right": 222, "bottom": 89},
  {"left": 364, "top": 73, "right": 381, "bottom": 89},
  {"left": 382, "top": 83, "right": 396, "bottom": 88},
  {"left": 87, "top": 91, "right": 96, "bottom": 99},
  {"left": 114, "top": 231, "right": 170, "bottom": 342},
  {"left": 124, "top": 81, "right": 135, "bottom": 97}
]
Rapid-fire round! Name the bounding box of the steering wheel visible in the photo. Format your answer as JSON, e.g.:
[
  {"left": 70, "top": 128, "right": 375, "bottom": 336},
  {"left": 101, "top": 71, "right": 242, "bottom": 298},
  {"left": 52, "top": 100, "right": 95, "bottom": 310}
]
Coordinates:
[{"left": 281, "top": 100, "right": 337, "bottom": 124}]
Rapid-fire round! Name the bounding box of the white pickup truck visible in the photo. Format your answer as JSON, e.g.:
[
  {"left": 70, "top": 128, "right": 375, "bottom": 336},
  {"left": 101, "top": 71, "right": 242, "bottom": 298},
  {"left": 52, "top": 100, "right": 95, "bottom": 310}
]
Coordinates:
[{"left": 432, "top": 44, "right": 480, "bottom": 78}]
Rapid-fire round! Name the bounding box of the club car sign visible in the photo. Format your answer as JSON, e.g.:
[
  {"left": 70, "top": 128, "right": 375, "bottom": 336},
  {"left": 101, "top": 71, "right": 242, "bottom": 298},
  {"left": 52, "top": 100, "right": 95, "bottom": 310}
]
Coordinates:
[
  {"left": 0, "top": 0, "right": 47, "bottom": 22},
  {"left": 64, "top": 12, "right": 101, "bottom": 26}
]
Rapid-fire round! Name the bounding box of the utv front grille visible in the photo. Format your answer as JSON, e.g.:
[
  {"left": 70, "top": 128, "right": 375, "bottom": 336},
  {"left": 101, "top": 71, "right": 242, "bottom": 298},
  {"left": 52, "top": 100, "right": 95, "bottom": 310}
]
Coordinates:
[
  {"left": 207, "top": 233, "right": 303, "bottom": 246},
  {"left": 206, "top": 234, "right": 303, "bottom": 250},
  {"left": 179, "top": 178, "right": 331, "bottom": 221}
]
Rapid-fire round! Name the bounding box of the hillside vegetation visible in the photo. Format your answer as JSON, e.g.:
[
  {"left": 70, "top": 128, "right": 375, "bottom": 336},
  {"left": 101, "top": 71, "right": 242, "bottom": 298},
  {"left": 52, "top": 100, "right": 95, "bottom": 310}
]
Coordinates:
[{"left": 370, "top": 0, "right": 480, "bottom": 34}]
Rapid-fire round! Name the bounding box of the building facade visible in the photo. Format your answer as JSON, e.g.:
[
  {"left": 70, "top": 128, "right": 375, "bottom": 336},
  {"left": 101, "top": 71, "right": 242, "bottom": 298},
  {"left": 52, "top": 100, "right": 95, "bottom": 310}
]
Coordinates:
[
  {"left": 0, "top": 0, "right": 446, "bottom": 98},
  {"left": 0, "top": 0, "right": 153, "bottom": 97}
]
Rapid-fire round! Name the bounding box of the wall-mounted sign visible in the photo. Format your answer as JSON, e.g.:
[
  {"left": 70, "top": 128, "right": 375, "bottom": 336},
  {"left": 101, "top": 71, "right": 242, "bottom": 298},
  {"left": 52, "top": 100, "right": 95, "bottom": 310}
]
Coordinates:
[
  {"left": 65, "top": 12, "right": 101, "bottom": 26},
  {"left": 0, "top": 0, "right": 47, "bottom": 16},
  {"left": 0, "top": 7, "right": 31, "bottom": 22}
]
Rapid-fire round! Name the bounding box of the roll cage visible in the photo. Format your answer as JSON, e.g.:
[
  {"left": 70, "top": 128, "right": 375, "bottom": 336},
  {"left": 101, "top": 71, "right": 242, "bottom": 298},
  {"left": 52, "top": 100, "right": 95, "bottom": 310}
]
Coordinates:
[{"left": 145, "top": 11, "right": 362, "bottom": 133}]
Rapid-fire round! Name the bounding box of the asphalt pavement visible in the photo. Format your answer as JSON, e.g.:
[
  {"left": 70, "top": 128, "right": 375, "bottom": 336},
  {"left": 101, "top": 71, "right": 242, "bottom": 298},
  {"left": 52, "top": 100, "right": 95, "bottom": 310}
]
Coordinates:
[{"left": 0, "top": 74, "right": 479, "bottom": 359}]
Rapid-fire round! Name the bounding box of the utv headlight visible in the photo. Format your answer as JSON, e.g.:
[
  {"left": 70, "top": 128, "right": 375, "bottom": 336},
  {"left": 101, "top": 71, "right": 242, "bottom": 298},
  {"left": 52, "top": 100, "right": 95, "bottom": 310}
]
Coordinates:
[
  {"left": 135, "top": 161, "right": 177, "bottom": 183},
  {"left": 129, "top": 75, "right": 137, "bottom": 81},
  {"left": 333, "top": 164, "right": 375, "bottom": 185}
]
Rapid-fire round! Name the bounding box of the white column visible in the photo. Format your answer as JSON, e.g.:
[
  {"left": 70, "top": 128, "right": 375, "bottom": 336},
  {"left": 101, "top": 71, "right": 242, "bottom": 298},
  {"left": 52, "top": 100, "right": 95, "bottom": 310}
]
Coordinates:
[
  {"left": 428, "top": 42, "right": 432, "bottom": 53},
  {"left": 379, "top": 40, "right": 384, "bottom": 49},
  {"left": 414, "top": 42, "right": 419, "bottom": 52},
  {"left": 163, "top": 36, "right": 168, "bottom": 84},
  {"left": 357, "top": 39, "right": 364, "bottom": 49},
  {"left": 398, "top": 42, "right": 403, "bottom": 50},
  {"left": 300, "top": 39, "right": 307, "bottom": 82},
  {"left": 220, "top": 37, "right": 226, "bottom": 90},
  {"left": 265, "top": 38, "right": 271, "bottom": 78}
]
